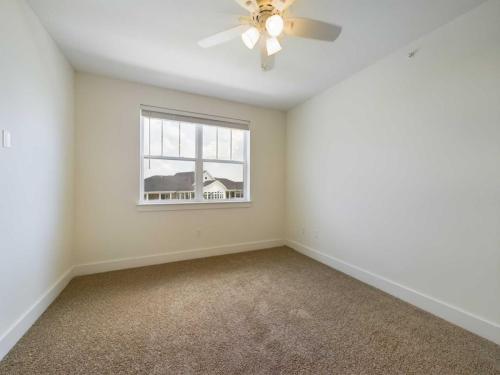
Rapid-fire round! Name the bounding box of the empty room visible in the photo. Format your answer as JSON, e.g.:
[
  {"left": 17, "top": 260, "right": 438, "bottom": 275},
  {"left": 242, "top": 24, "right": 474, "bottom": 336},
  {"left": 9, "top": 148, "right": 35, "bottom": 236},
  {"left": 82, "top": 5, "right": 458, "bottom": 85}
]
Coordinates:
[{"left": 1, "top": 0, "right": 499, "bottom": 373}]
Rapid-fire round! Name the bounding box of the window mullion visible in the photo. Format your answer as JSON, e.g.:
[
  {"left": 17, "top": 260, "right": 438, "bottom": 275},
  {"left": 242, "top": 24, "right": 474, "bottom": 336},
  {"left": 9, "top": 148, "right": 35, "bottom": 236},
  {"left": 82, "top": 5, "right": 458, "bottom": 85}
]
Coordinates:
[
  {"left": 200, "top": 158, "right": 243, "bottom": 165},
  {"left": 178, "top": 122, "right": 181, "bottom": 157},
  {"left": 140, "top": 114, "right": 145, "bottom": 202},
  {"left": 243, "top": 130, "right": 249, "bottom": 201},
  {"left": 160, "top": 120, "right": 164, "bottom": 156},
  {"left": 148, "top": 116, "right": 151, "bottom": 169},
  {"left": 195, "top": 124, "right": 203, "bottom": 201},
  {"left": 143, "top": 156, "right": 196, "bottom": 162}
]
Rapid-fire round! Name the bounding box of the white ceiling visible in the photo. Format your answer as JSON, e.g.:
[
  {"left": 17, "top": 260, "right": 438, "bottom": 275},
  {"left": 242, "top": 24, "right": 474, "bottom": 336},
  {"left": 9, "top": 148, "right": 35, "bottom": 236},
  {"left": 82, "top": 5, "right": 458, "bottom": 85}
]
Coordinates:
[{"left": 27, "top": 0, "right": 485, "bottom": 110}]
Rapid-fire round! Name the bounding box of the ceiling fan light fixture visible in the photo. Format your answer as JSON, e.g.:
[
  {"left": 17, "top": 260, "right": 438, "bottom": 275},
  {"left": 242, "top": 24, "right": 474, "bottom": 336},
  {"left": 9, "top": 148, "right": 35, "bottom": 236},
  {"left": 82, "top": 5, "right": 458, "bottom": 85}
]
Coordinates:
[
  {"left": 241, "top": 27, "right": 260, "bottom": 49},
  {"left": 266, "top": 37, "right": 282, "bottom": 56},
  {"left": 197, "top": 0, "right": 343, "bottom": 71},
  {"left": 265, "top": 14, "right": 284, "bottom": 37}
]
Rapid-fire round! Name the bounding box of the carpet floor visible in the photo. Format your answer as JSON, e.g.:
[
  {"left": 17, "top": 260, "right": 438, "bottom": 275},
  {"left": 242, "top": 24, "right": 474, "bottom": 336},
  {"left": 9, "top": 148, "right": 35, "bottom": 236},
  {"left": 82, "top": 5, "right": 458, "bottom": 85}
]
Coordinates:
[{"left": 0, "top": 247, "right": 499, "bottom": 374}]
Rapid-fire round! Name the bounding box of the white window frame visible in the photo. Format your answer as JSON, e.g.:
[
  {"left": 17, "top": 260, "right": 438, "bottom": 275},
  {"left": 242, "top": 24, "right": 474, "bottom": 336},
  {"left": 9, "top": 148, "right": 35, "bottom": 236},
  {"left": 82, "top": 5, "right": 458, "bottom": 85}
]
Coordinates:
[{"left": 138, "top": 105, "right": 251, "bottom": 209}]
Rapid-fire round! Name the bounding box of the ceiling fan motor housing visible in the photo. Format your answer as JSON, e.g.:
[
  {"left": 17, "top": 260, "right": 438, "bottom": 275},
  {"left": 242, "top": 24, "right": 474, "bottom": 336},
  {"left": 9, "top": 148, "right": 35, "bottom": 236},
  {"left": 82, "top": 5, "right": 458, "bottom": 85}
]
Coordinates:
[{"left": 252, "top": 0, "right": 280, "bottom": 31}]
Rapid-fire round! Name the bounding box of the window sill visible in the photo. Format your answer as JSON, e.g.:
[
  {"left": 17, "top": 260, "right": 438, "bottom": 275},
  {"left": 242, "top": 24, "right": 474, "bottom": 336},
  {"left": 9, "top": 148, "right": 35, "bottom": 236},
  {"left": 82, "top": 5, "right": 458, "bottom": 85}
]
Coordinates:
[{"left": 136, "top": 200, "right": 252, "bottom": 211}]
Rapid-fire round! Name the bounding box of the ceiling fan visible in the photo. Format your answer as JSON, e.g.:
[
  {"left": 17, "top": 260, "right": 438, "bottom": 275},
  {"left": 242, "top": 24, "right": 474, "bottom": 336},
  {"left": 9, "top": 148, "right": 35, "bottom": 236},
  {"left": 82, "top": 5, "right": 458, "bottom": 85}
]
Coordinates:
[{"left": 198, "top": 0, "right": 342, "bottom": 71}]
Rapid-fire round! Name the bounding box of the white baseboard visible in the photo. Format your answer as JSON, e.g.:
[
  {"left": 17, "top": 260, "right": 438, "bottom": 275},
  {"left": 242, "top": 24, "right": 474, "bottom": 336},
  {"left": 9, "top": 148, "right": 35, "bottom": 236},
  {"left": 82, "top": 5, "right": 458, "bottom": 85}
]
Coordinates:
[
  {"left": 73, "top": 239, "right": 285, "bottom": 276},
  {"left": 0, "top": 239, "right": 284, "bottom": 361},
  {"left": 5, "top": 238, "right": 494, "bottom": 363},
  {"left": 286, "top": 239, "right": 500, "bottom": 345},
  {"left": 0, "top": 267, "right": 74, "bottom": 360}
]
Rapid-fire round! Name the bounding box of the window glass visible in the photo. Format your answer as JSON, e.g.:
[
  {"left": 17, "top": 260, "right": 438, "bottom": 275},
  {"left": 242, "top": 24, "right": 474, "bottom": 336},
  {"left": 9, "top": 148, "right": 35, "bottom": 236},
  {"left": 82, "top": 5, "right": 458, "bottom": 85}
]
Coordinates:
[
  {"left": 217, "top": 127, "right": 231, "bottom": 160},
  {"left": 180, "top": 123, "right": 196, "bottom": 158},
  {"left": 143, "top": 159, "right": 195, "bottom": 201},
  {"left": 142, "top": 111, "right": 249, "bottom": 204},
  {"left": 162, "top": 120, "right": 179, "bottom": 157},
  {"left": 149, "top": 118, "right": 162, "bottom": 156},
  {"left": 143, "top": 118, "right": 150, "bottom": 156},
  {"left": 203, "top": 125, "right": 217, "bottom": 159},
  {"left": 203, "top": 162, "right": 244, "bottom": 201},
  {"left": 231, "top": 129, "right": 245, "bottom": 161}
]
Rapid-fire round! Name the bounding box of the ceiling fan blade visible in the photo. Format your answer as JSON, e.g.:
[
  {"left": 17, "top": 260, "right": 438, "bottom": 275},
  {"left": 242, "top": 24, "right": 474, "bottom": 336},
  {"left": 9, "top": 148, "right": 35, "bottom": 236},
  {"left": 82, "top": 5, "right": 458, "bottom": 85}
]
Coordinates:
[
  {"left": 284, "top": 18, "right": 342, "bottom": 42},
  {"left": 198, "top": 25, "right": 249, "bottom": 48},
  {"left": 272, "top": 0, "right": 296, "bottom": 11},
  {"left": 239, "top": 16, "right": 252, "bottom": 25},
  {"left": 260, "top": 38, "right": 275, "bottom": 71},
  {"left": 234, "top": 0, "right": 258, "bottom": 13}
]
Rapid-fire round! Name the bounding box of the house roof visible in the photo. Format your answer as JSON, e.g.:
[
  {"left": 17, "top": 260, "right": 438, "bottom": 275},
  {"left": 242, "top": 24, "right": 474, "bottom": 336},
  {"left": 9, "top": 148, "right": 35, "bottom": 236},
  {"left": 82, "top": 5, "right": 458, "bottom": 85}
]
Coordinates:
[
  {"left": 145, "top": 172, "right": 242, "bottom": 192},
  {"left": 210, "top": 178, "right": 243, "bottom": 190},
  {"left": 144, "top": 172, "right": 194, "bottom": 192}
]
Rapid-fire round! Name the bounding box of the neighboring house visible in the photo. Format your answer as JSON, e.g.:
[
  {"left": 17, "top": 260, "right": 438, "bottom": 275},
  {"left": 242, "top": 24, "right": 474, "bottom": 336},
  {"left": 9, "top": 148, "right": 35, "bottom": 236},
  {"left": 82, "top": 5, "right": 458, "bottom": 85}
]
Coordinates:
[{"left": 144, "top": 171, "right": 243, "bottom": 201}]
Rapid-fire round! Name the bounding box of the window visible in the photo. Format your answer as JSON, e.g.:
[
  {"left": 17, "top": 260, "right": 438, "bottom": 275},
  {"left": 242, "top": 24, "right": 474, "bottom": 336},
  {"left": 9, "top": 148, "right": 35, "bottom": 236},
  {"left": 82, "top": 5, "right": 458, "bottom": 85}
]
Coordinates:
[{"left": 140, "top": 107, "right": 250, "bottom": 204}]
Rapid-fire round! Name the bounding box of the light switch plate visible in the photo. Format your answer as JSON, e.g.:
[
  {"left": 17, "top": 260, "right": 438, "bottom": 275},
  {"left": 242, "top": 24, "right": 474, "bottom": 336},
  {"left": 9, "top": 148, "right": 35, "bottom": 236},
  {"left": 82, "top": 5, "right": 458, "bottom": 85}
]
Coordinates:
[{"left": 2, "top": 130, "right": 11, "bottom": 148}]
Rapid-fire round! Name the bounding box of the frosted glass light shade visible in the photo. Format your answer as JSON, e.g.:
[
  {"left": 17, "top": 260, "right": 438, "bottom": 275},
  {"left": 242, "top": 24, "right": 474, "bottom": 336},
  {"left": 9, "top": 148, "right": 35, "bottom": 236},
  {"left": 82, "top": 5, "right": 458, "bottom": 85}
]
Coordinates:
[
  {"left": 266, "top": 37, "right": 282, "bottom": 56},
  {"left": 265, "top": 15, "right": 284, "bottom": 37},
  {"left": 241, "top": 27, "right": 260, "bottom": 50}
]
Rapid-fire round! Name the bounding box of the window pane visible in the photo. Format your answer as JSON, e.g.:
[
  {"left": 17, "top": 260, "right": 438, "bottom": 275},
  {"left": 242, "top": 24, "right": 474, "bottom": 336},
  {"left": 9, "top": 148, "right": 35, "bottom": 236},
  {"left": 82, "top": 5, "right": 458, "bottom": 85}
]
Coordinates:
[
  {"left": 231, "top": 129, "right": 245, "bottom": 161},
  {"left": 143, "top": 159, "right": 195, "bottom": 201},
  {"left": 150, "top": 118, "right": 162, "bottom": 156},
  {"left": 143, "top": 117, "right": 150, "bottom": 156},
  {"left": 217, "top": 128, "right": 231, "bottom": 160},
  {"left": 162, "top": 120, "right": 179, "bottom": 157},
  {"left": 203, "top": 125, "right": 217, "bottom": 159},
  {"left": 180, "top": 123, "right": 196, "bottom": 158},
  {"left": 203, "top": 162, "right": 244, "bottom": 200}
]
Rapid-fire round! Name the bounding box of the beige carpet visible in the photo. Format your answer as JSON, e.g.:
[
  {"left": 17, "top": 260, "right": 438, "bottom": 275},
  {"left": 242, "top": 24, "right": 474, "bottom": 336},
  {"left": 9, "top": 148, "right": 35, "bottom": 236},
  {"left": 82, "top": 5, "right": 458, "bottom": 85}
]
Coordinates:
[{"left": 1, "top": 247, "right": 498, "bottom": 374}]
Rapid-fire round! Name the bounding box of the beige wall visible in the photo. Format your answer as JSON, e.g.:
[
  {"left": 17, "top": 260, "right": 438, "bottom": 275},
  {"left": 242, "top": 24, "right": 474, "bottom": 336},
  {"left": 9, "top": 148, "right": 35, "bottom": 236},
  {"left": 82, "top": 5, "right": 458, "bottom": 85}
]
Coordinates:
[
  {"left": 286, "top": 0, "right": 500, "bottom": 334},
  {"left": 75, "top": 73, "right": 286, "bottom": 264},
  {"left": 0, "top": 0, "right": 74, "bottom": 357}
]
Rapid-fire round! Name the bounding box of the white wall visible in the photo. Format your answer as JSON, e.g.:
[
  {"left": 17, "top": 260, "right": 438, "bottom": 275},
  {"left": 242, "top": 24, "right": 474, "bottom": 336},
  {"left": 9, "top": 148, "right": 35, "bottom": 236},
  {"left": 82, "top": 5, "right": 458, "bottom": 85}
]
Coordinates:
[
  {"left": 0, "top": 0, "right": 74, "bottom": 358},
  {"left": 286, "top": 0, "right": 500, "bottom": 342},
  {"left": 75, "top": 73, "right": 285, "bottom": 265},
  {"left": 2, "top": 0, "right": 497, "bottom": 358}
]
